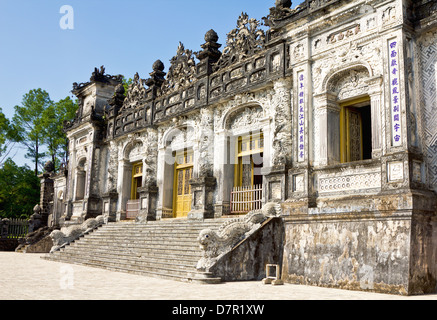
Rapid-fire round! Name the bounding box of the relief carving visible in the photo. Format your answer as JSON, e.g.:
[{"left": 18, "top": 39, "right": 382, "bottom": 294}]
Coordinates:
[
  {"left": 196, "top": 203, "right": 281, "bottom": 271},
  {"left": 214, "top": 13, "right": 265, "bottom": 71},
  {"left": 160, "top": 42, "right": 197, "bottom": 96}
]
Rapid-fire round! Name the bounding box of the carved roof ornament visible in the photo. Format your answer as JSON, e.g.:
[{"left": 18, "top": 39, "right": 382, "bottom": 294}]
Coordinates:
[
  {"left": 262, "top": 0, "right": 305, "bottom": 29},
  {"left": 214, "top": 13, "right": 266, "bottom": 71},
  {"left": 160, "top": 42, "right": 197, "bottom": 96},
  {"left": 72, "top": 65, "right": 123, "bottom": 92},
  {"left": 122, "top": 72, "right": 147, "bottom": 110},
  {"left": 196, "top": 29, "right": 222, "bottom": 62},
  {"left": 108, "top": 83, "right": 126, "bottom": 110}
]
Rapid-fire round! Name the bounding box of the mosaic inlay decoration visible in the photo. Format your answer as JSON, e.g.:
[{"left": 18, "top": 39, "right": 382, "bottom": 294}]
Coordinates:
[
  {"left": 297, "top": 71, "right": 306, "bottom": 162},
  {"left": 388, "top": 38, "right": 402, "bottom": 147}
]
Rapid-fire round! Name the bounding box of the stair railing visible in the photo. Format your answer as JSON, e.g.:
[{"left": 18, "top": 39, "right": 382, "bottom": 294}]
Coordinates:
[
  {"left": 194, "top": 202, "right": 282, "bottom": 281},
  {"left": 49, "top": 215, "right": 105, "bottom": 253}
]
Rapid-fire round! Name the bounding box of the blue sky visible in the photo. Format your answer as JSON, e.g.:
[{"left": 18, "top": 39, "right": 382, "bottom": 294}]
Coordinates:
[{"left": 0, "top": 0, "right": 302, "bottom": 166}]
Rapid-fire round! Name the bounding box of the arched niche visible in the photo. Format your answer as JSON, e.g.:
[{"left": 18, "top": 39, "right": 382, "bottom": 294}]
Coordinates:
[
  {"left": 216, "top": 103, "right": 269, "bottom": 215},
  {"left": 315, "top": 64, "right": 383, "bottom": 165},
  {"left": 157, "top": 125, "right": 197, "bottom": 218}
]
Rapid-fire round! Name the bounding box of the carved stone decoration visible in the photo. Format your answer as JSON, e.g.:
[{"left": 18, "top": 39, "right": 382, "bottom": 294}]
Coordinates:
[
  {"left": 226, "top": 105, "right": 264, "bottom": 131},
  {"left": 271, "top": 80, "right": 292, "bottom": 166},
  {"left": 214, "top": 13, "right": 266, "bottom": 71},
  {"left": 108, "top": 84, "right": 126, "bottom": 110},
  {"left": 328, "top": 67, "right": 370, "bottom": 101},
  {"left": 262, "top": 0, "right": 305, "bottom": 29},
  {"left": 160, "top": 42, "right": 197, "bottom": 95},
  {"left": 197, "top": 108, "right": 214, "bottom": 177},
  {"left": 418, "top": 30, "right": 437, "bottom": 191},
  {"left": 49, "top": 215, "right": 105, "bottom": 253},
  {"left": 196, "top": 203, "right": 281, "bottom": 271},
  {"left": 121, "top": 72, "right": 147, "bottom": 110},
  {"left": 73, "top": 66, "right": 123, "bottom": 92}
]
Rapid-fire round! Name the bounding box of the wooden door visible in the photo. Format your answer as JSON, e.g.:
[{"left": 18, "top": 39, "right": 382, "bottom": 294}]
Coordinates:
[{"left": 174, "top": 151, "right": 193, "bottom": 218}]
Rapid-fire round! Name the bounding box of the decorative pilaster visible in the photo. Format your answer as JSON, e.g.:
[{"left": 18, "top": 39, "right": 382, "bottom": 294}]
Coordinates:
[
  {"left": 366, "top": 76, "right": 383, "bottom": 158},
  {"left": 313, "top": 91, "right": 340, "bottom": 166}
]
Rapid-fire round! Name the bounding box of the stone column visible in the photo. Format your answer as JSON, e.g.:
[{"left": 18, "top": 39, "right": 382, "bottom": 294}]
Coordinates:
[
  {"left": 313, "top": 92, "right": 340, "bottom": 166},
  {"left": 214, "top": 129, "right": 232, "bottom": 216},
  {"left": 116, "top": 160, "right": 132, "bottom": 221},
  {"left": 366, "top": 76, "right": 384, "bottom": 158},
  {"left": 156, "top": 146, "right": 174, "bottom": 220}
]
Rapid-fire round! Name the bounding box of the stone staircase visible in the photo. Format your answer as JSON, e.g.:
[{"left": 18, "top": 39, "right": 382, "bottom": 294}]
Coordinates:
[{"left": 42, "top": 219, "right": 226, "bottom": 281}]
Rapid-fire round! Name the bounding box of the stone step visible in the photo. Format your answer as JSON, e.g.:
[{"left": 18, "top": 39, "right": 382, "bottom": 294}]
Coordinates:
[
  {"left": 70, "top": 242, "right": 201, "bottom": 255},
  {"left": 43, "top": 218, "right": 227, "bottom": 281},
  {"left": 83, "top": 232, "right": 201, "bottom": 241},
  {"left": 45, "top": 255, "right": 193, "bottom": 281},
  {"left": 51, "top": 247, "right": 200, "bottom": 264},
  {"left": 48, "top": 249, "right": 198, "bottom": 269}
]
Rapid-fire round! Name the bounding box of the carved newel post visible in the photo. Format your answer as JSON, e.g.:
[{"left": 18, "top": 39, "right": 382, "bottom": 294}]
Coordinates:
[
  {"left": 137, "top": 182, "right": 159, "bottom": 222},
  {"left": 0, "top": 219, "right": 9, "bottom": 239}
]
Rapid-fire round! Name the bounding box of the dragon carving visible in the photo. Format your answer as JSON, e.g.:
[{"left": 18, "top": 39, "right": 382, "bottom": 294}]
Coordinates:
[
  {"left": 196, "top": 203, "right": 281, "bottom": 271},
  {"left": 49, "top": 216, "right": 105, "bottom": 253}
]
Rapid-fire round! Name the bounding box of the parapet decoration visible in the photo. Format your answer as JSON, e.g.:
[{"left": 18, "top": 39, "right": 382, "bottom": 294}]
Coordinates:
[
  {"left": 196, "top": 203, "right": 281, "bottom": 272},
  {"left": 122, "top": 72, "right": 148, "bottom": 110},
  {"left": 159, "top": 42, "right": 197, "bottom": 96},
  {"left": 214, "top": 13, "right": 266, "bottom": 71}
]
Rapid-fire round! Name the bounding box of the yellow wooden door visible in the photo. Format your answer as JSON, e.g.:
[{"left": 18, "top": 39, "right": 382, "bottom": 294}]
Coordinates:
[
  {"left": 175, "top": 167, "right": 193, "bottom": 218},
  {"left": 174, "top": 151, "right": 193, "bottom": 218}
]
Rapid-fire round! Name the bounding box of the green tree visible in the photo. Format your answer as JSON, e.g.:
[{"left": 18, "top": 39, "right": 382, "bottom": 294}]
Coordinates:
[
  {"left": 123, "top": 77, "right": 133, "bottom": 94},
  {"left": 11, "top": 89, "right": 53, "bottom": 175},
  {"left": 0, "top": 158, "right": 40, "bottom": 219},
  {"left": 41, "top": 96, "right": 78, "bottom": 170},
  {"left": 0, "top": 108, "right": 20, "bottom": 166}
]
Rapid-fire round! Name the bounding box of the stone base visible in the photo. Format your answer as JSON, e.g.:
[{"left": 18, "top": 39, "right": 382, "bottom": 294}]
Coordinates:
[
  {"left": 281, "top": 191, "right": 437, "bottom": 295},
  {"left": 23, "top": 235, "right": 53, "bottom": 253},
  {"left": 189, "top": 271, "right": 222, "bottom": 284},
  {"left": 262, "top": 278, "right": 284, "bottom": 285}
]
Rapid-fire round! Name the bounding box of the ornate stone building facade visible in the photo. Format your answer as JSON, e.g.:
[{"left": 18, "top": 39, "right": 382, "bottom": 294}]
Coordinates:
[{"left": 47, "top": 0, "right": 437, "bottom": 294}]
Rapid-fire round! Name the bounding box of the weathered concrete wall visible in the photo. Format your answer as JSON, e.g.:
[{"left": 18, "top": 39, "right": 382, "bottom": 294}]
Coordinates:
[
  {"left": 409, "top": 213, "right": 437, "bottom": 295},
  {"left": 282, "top": 214, "right": 412, "bottom": 295},
  {"left": 282, "top": 191, "right": 437, "bottom": 295},
  {"left": 210, "top": 217, "right": 285, "bottom": 282}
]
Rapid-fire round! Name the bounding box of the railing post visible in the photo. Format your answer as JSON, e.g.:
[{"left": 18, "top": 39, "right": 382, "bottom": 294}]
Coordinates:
[{"left": 1, "top": 218, "right": 9, "bottom": 239}]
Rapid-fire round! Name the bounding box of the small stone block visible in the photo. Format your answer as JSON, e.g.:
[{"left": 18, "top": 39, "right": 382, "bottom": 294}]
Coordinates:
[{"left": 272, "top": 279, "right": 284, "bottom": 286}]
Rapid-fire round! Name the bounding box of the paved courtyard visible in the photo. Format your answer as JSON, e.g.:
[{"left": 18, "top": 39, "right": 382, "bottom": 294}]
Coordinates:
[{"left": 1, "top": 252, "right": 436, "bottom": 301}]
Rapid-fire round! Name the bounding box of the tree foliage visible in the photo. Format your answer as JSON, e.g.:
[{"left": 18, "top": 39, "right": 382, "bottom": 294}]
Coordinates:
[
  {"left": 10, "top": 89, "right": 78, "bottom": 175},
  {"left": 0, "top": 108, "right": 20, "bottom": 166},
  {"left": 0, "top": 89, "right": 79, "bottom": 218},
  {"left": 0, "top": 158, "right": 40, "bottom": 219},
  {"left": 11, "top": 89, "right": 53, "bottom": 175},
  {"left": 41, "top": 96, "right": 78, "bottom": 169}
]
